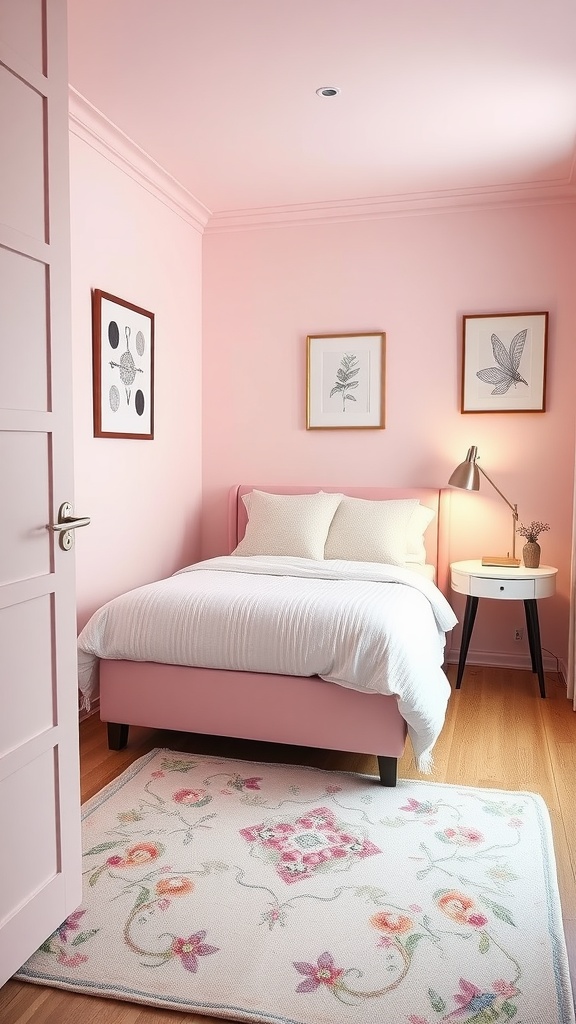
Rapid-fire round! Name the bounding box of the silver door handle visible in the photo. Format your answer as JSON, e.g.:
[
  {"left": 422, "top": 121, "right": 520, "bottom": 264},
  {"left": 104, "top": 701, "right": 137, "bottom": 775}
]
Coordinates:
[{"left": 48, "top": 502, "right": 91, "bottom": 550}]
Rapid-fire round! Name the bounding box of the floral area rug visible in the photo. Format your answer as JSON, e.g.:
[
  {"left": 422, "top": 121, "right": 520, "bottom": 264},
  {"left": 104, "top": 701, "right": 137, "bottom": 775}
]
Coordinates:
[{"left": 16, "top": 749, "right": 575, "bottom": 1024}]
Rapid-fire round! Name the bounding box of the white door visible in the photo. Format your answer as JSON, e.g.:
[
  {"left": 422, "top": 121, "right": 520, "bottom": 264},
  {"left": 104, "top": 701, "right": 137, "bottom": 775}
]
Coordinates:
[{"left": 0, "top": 0, "right": 83, "bottom": 984}]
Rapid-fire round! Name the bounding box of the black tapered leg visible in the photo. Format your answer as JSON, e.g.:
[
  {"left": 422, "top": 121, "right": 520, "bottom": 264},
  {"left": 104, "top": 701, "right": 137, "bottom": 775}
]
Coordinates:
[
  {"left": 107, "top": 722, "right": 129, "bottom": 750},
  {"left": 456, "top": 595, "right": 479, "bottom": 689},
  {"left": 377, "top": 755, "right": 397, "bottom": 787},
  {"left": 524, "top": 599, "right": 546, "bottom": 698},
  {"left": 524, "top": 600, "right": 537, "bottom": 672}
]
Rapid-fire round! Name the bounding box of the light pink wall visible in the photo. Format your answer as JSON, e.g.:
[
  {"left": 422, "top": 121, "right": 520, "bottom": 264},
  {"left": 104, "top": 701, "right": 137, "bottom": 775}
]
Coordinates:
[
  {"left": 202, "top": 203, "right": 576, "bottom": 669},
  {"left": 70, "top": 134, "right": 203, "bottom": 631}
]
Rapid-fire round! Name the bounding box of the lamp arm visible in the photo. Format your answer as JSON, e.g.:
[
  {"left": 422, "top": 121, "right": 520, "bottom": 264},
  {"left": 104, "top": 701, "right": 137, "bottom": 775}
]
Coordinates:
[
  {"left": 477, "top": 464, "right": 519, "bottom": 558},
  {"left": 477, "top": 464, "right": 517, "bottom": 515}
]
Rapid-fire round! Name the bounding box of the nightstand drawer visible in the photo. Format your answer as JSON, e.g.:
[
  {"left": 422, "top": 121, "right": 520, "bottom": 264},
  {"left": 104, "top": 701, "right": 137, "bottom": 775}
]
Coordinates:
[{"left": 468, "top": 575, "right": 536, "bottom": 600}]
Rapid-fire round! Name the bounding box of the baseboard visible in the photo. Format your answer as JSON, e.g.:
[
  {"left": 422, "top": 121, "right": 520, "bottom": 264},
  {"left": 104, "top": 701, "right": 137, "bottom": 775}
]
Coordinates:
[{"left": 445, "top": 648, "right": 562, "bottom": 675}]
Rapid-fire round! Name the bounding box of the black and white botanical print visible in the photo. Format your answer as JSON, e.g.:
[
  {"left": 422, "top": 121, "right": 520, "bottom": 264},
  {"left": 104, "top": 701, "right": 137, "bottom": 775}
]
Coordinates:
[
  {"left": 330, "top": 352, "right": 360, "bottom": 412},
  {"left": 476, "top": 330, "right": 528, "bottom": 395},
  {"left": 94, "top": 290, "right": 154, "bottom": 437},
  {"left": 105, "top": 318, "right": 147, "bottom": 423}
]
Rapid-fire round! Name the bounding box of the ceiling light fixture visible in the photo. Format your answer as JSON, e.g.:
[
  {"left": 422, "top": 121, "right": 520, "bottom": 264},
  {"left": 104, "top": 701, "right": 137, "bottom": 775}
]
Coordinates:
[{"left": 316, "top": 86, "right": 340, "bottom": 97}]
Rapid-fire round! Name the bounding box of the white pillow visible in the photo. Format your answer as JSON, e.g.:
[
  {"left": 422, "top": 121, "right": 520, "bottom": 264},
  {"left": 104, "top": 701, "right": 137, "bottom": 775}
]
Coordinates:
[
  {"left": 324, "top": 496, "right": 420, "bottom": 565},
  {"left": 233, "top": 490, "right": 343, "bottom": 559},
  {"left": 406, "top": 504, "right": 436, "bottom": 564}
]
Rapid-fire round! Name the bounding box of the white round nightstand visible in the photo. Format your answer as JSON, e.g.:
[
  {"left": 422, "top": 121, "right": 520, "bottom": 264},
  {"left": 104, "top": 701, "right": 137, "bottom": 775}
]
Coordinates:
[{"left": 450, "top": 559, "right": 558, "bottom": 698}]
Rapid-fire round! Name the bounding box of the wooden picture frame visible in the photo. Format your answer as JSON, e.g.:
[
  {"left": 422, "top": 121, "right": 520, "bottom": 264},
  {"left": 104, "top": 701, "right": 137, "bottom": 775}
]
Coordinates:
[
  {"left": 92, "top": 289, "right": 154, "bottom": 439},
  {"left": 461, "top": 311, "right": 548, "bottom": 413},
  {"left": 306, "top": 332, "right": 385, "bottom": 429}
]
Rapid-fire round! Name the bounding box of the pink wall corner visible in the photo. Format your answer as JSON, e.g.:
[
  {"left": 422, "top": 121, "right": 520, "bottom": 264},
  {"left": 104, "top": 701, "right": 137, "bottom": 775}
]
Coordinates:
[
  {"left": 70, "top": 134, "right": 203, "bottom": 631},
  {"left": 202, "top": 203, "right": 576, "bottom": 669}
]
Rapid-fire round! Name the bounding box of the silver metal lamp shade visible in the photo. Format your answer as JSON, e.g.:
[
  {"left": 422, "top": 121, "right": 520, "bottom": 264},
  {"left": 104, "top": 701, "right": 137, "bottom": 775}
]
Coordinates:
[
  {"left": 449, "top": 445, "right": 520, "bottom": 566},
  {"left": 448, "top": 445, "right": 480, "bottom": 491}
]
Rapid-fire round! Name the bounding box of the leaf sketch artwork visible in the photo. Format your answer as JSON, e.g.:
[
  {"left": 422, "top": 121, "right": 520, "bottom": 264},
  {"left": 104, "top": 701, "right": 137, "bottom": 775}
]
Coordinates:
[
  {"left": 330, "top": 352, "right": 361, "bottom": 412},
  {"left": 461, "top": 313, "right": 548, "bottom": 413},
  {"left": 476, "top": 331, "right": 527, "bottom": 395},
  {"left": 307, "top": 332, "right": 385, "bottom": 428}
]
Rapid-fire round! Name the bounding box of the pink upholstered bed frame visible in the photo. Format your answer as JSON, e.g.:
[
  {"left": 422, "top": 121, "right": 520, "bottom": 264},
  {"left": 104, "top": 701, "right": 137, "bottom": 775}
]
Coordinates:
[{"left": 100, "top": 486, "right": 448, "bottom": 786}]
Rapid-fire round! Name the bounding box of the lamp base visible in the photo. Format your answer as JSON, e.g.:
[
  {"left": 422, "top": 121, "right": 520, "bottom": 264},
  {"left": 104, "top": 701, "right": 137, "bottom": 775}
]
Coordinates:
[{"left": 481, "top": 555, "right": 521, "bottom": 567}]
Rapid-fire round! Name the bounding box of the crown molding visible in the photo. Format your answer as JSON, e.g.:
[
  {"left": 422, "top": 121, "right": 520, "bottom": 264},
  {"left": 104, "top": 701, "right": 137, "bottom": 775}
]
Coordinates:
[
  {"left": 68, "top": 88, "right": 211, "bottom": 233},
  {"left": 68, "top": 87, "right": 576, "bottom": 234},
  {"left": 204, "top": 180, "right": 576, "bottom": 233}
]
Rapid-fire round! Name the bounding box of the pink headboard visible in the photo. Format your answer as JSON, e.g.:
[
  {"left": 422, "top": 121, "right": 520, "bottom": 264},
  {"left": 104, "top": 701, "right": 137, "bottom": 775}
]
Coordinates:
[{"left": 227, "top": 485, "right": 449, "bottom": 595}]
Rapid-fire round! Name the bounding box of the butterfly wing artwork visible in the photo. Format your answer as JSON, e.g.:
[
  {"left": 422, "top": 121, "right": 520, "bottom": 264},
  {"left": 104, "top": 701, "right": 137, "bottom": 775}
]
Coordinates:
[{"left": 476, "top": 329, "right": 528, "bottom": 394}]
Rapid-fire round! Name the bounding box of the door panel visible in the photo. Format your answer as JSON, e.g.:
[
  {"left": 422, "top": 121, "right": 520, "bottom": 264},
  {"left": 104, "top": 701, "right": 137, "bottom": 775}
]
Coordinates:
[
  {"left": 0, "top": 432, "right": 51, "bottom": 585},
  {"left": 0, "top": 248, "right": 48, "bottom": 411},
  {"left": 0, "top": 64, "right": 45, "bottom": 239},
  {"left": 0, "top": 595, "right": 54, "bottom": 753},
  {"left": 0, "top": 0, "right": 44, "bottom": 72},
  {"left": 0, "top": 0, "right": 83, "bottom": 986},
  {"left": 0, "top": 751, "right": 59, "bottom": 925}
]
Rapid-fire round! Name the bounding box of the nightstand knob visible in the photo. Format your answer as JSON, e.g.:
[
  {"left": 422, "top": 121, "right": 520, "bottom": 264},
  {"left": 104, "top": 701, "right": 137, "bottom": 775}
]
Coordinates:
[{"left": 499, "top": 585, "right": 504, "bottom": 591}]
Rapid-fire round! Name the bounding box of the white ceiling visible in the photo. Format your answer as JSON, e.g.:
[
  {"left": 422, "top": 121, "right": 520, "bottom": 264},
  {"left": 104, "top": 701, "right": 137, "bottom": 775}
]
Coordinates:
[{"left": 67, "top": 0, "right": 576, "bottom": 222}]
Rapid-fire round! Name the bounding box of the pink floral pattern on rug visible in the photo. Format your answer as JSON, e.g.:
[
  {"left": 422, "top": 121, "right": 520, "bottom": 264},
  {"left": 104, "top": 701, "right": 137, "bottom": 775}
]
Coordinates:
[
  {"left": 15, "top": 750, "right": 575, "bottom": 1024},
  {"left": 240, "top": 805, "right": 381, "bottom": 883}
]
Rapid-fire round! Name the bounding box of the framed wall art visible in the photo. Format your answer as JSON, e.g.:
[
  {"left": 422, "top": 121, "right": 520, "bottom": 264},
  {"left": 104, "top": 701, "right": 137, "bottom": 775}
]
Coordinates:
[
  {"left": 306, "top": 332, "right": 385, "bottom": 429},
  {"left": 92, "top": 289, "right": 154, "bottom": 439},
  {"left": 461, "top": 311, "right": 548, "bottom": 413}
]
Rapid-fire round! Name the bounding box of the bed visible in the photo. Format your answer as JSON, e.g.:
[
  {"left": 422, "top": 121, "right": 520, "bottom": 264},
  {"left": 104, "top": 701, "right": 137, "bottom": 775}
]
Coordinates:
[{"left": 78, "top": 485, "right": 456, "bottom": 786}]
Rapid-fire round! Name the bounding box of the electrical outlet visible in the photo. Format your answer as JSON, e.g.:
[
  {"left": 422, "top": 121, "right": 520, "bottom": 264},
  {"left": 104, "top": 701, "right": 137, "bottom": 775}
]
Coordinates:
[{"left": 514, "top": 628, "right": 524, "bottom": 641}]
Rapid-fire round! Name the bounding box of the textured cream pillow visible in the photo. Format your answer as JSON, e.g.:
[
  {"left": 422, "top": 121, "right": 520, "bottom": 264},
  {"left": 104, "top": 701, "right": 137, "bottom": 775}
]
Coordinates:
[
  {"left": 406, "top": 504, "right": 436, "bottom": 564},
  {"left": 233, "top": 490, "right": 343, "bottom": 559},
  {"left": 324, "top": 496, "right": 420, "bottom": 565}
]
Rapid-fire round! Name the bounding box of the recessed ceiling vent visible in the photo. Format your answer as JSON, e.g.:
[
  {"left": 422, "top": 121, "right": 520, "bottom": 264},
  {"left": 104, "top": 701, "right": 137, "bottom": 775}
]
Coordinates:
[{"left": 316, "top": 86, "right": 340, "bottom": 97}]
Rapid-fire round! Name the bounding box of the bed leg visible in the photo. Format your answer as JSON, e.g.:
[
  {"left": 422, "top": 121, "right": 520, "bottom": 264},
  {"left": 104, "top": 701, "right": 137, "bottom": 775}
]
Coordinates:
[
  {"left": 377, "top": 755, "right": 397, "bottom": 787},
  {"left": 107, "top": 722, "right": 129, "bottom": 750}
]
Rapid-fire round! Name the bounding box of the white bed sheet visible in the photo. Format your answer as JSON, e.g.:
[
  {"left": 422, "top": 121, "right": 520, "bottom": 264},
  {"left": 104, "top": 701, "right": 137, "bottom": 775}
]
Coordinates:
[
  {"left": 400, "top": 562, "right": 435, "bottom": 581},
  {"left": 77, "top": 556, "right": 457, "bottom": 770}
]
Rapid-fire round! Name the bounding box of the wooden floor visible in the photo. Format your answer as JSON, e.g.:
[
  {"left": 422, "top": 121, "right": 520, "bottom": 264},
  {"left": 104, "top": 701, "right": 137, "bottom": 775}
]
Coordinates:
[{"left": 2, "top": 663, "right": 576, "bottom": 1023}]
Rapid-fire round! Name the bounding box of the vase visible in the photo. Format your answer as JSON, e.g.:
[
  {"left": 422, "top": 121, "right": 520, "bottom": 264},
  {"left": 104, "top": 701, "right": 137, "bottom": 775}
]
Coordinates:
[{"left": 522, "top": 541, "right": 541, "bottom": 569}]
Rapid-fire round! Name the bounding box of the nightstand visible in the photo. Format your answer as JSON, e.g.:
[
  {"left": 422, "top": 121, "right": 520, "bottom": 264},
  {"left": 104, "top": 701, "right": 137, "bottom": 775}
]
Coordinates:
[{"left": 450, "top": 559, "right": 557, "bottom": 698}]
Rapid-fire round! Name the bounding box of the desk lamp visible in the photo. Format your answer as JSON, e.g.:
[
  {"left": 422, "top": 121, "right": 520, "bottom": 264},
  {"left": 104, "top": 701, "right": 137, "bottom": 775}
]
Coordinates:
[{"left": 448, "top": 445, "right": 520, "bottom": 567}]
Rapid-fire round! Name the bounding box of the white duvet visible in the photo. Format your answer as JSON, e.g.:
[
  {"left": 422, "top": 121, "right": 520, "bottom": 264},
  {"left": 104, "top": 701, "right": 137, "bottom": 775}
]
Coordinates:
[{"left": 77, "top": 555, "right": 458, "bottom": 771}]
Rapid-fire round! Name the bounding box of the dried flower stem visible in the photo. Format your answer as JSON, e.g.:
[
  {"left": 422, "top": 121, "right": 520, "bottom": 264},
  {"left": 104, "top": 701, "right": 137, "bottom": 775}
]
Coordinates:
[{"left": 516, "top": 520, "right": 550, "bottom": 543}]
